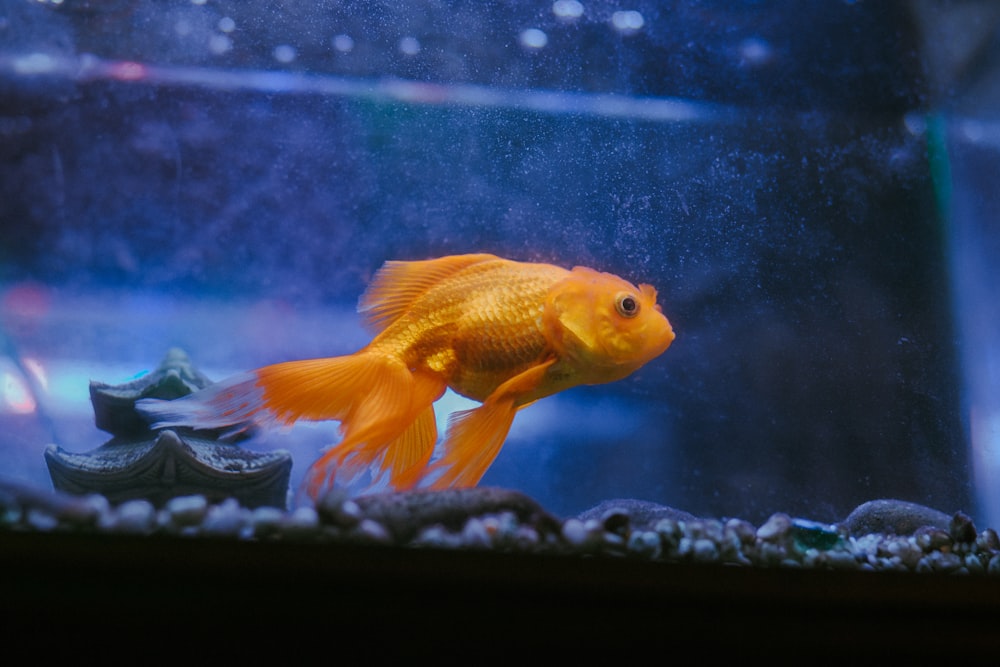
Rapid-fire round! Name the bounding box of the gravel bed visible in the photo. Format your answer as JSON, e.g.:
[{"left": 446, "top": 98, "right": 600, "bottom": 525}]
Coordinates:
[{"left": 2, "top": 480, "right": 998, "bottom": 575}]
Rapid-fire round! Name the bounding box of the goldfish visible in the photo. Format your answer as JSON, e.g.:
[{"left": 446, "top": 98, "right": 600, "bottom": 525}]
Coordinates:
[{"left": 136, "top": 253, "right": 674, "bottom": 500}]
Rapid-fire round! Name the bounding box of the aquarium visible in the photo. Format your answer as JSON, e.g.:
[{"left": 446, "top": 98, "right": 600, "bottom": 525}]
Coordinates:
[{"left": 3, "top": 0, "right": 1000, "bottom": 653}]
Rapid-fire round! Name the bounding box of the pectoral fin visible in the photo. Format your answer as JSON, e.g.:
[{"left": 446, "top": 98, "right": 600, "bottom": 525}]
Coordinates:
[{"left": 427, "top": 359, "right": 554, "bottom": 489}]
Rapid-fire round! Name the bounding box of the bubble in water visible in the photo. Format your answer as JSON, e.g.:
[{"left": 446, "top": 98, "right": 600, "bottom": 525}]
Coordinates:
[
  {"left": 739, "top": 37, "right": 773, "bottom": 66},
  {"left": 209, "top": 34, "right": 232, "bottom": 55},
  {"left": 398, "top": 36, "right": 421, "bottom": 56},
  {"left": 273, "top": 44, "right": 297, "bottom": 63},
  {"left": 519, "top": 28, "right": 548, "bottom": 49},
  {"left": 218, "top": 17, "right": 236, "bottom": 33},
  {"left": 333, "top": 34, "right": 355, "bottom": 53},
  {"left": 552, "top": 0, "right": 584, "bottom": 20},
  {"left": 611, "top": 10, "right": 644, "bottom": 34}
]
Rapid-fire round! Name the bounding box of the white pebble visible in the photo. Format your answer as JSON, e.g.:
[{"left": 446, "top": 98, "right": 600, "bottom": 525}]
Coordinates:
[
  {"left": 756, "top": 513, "right": 792, "bottom": 541},
  {"left": 273, "top": 506, "right": 318, "bottom": 538},
  {"left": 627, "top": 531, "right": 662, "bottom": 559},
  {"left": 691, "top": 538, "right": 718, "bottom": 562},
  {"left": 251, "top": 506, "right": 285, "bottom": 538},
  {"left": 109, "top": 499, "right": 157, "bottom": 535},
  {"left": 201, "top": 498, "right": 248, "bottom": 537},
  {"left": 462, "top": 517, "right": 493, "bottom": 549},
  {"left": 561, "top": 518, "right": 588, "bottom": 546},
  {"left": 354, "top": 519, "right": 392, "bottom": 544},
  {"left": 26, "top": 508, "right": 58, "bottom": 532},
  {"left": 165, "top": 495, "right": 208, "bottom": 526},
  {"left": 414, "top": 525, "right": 461, "bottom": 548}
]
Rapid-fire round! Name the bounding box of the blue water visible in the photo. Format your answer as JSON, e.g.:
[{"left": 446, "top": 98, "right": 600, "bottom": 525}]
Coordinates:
[{"left": 0, "top": 1, "right": 988, "bottom": 524}]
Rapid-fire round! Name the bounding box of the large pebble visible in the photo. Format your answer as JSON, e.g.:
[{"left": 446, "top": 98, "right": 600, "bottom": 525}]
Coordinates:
[{"left": 841, "top": 499, "right": 951, "bottom": 537}]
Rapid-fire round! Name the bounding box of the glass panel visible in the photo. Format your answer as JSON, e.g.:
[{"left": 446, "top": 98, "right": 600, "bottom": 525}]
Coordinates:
[{"left": 0, "top": 1, "right": 984, "bottom": 535}]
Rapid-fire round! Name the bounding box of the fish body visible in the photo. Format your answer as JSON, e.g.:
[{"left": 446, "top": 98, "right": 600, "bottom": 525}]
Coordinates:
[{"left": 137, "top": 253, "right": 674, "bottom": 499}]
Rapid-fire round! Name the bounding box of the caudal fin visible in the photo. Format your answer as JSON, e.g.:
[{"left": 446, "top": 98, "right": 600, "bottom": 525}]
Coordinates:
[
  {"left": 137, "top": 352, "right": 448, "bottom": 499},
  {"left": 135, "top": 371, "right": 268, "bottom": 437},
  {"left": 301, "top": 368, "right": 445, "bottom": 498},
  {"left": 136, "top": 355, "right": 380, "bottom": 435}
]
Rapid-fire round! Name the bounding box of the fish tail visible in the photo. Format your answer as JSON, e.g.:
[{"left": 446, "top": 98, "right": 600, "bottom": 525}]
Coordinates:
[
  {"left": 283, "top": 359, "right": 446, "bottom": 499},
  {"left": 137, "top": 352, "right": 447, "bottom": 499},
  {"left": 135, "top": 370, "right": 270, "bottom": 436},
  {"left": 136, "top": 355, "right": 377, "bottom": 434}
]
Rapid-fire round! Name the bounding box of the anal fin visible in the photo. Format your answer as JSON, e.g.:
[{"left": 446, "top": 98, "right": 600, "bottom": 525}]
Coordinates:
[{"left": 427, "top": 358, "right": 554, "bottom": 490}]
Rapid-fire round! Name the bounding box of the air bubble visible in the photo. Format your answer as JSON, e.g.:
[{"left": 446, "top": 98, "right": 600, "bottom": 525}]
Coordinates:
[
  {"left": 611, "top": 10, "right": 644, "bottom": 34},
  {"left": 739, "top": 37, "right": 773, "bottom": 66},
  {"left": 209, "top": 34, "right": 232, "bottom": 55},
  {"left": 519, "top": 28, "right": 548, "bottom": 49},
  {"left": 273, "top": 44, "right": 297, "bottom": 63},
  {"left": 218, "top": 17, "right": 236, "bottom": 33},
  {"left": 552, "top": 0, "right": 584, "bottom": 20},
  {"left": 333, "top": 34, "right": 355, "bottom": 53},
  {"left": 398, "top": 36, "right": 421, "bottom": 56}
]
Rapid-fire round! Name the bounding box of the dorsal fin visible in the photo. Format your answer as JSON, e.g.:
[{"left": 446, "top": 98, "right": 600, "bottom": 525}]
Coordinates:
[{"left": 358, "top": 253, "right": 499, "bottom": 334}]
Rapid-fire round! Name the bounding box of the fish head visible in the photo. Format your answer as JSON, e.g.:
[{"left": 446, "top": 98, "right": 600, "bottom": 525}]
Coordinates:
[{"left": 544, "top": 266, "right": 675, "bottom": 383}]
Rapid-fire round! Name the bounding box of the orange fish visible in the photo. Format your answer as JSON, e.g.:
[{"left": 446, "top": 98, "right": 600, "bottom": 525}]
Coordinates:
[{"left": 137, "top": 253, "right": 674, "bottom": 500}]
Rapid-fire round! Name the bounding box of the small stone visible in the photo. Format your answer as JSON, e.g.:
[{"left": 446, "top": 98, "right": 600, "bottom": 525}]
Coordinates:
[
  {"left": 165, "top": 495, "right": 209, "bottom": 527},
  {"left": 964, "top": 553, "right": 985, "bottom": 574},
  {"left": 489, "top": 512, "right": 523, "bottom": 547},
  {"left": 316, "top": 490, "right": 360, "bottom": 527},
  {"left": 723, "top": 518, "right": 756, "bottom": 552},
  {"left": 25, "top": 508, "right": 59, "bottom": 532},
  {"left": 201, "top": 498, "right": 248, "bottom": 537},
  {"left": 600, "top": 509, "right": 631, "bottom": 536},
  {"left": 461, "top": 517, "right": 493, "bottom": 549},
  {"left": 561, "top": 518, "right": 588, "bottom": 546},
  {"left": 514, "top": 525, "right": 540, "bottom": 548},
  {"left": 107, "top": 499, "right": 157, "bottom": 534},
  {"left": 691, "top": 538, "right": 718, "bottom": 563},
  {"left": 413, "top": 525, "right": 462, "bottom": 549},
  {"left": 353, "top": 487, "right": 554, "bottom": 543},
  {"left": 56, "top": 493, "right": 110, "bottom": 529},
  {"left": 755, "top": 540, "right": 788, "bottom": 566},
  {"left": 977, "top": 528, "right": 1000, "bottom": 552},
  {"left": 251, "top": 506, "right": 285, "bottom": 539},
  {"left": 757, "top": 513, "right": 793, "bottom": 542},
  {"left": 790, "top": 518, "right": 842, "bottom": 551},
  {"left": 626, "top": 530, "right": 662, "bottom": 559},
  {"left": 352, "top": 519, "right": 392, "bottom": 545},
  {"left": 925, "top": 550, "right": 963, "bottom": 573},
  {"left": 1, "top": 504, "right": 22, "bottom": 527},
  {"left": 823, "top": 549, "right": 860, "bottom": 571},
  {"left": 884, "top": 537, "right": 923, "bottom": 570},
  {"left": 914, "top": 526, "right": 953, "bottom": 553},
  {"left": 949, "top": 511, "right": 977, "bottom": 544},
  {"left": 281, "top": 506, "right": 320, "bottom": 537}
]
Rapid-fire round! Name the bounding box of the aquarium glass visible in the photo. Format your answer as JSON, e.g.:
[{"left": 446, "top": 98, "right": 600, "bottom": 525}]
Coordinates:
[{"left": 1, "top": 0, "right": 992, "bottom": 529}]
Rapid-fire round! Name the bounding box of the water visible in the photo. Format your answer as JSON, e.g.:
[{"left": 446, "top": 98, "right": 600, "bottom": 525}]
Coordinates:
[{"left": 0, "top": 1, "right": 988, "bottom": 526}]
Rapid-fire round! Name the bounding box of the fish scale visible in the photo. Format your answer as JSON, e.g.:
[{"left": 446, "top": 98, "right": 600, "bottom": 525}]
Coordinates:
[{"left": 373, "top": 260, "right": 567, "bottom": 400}]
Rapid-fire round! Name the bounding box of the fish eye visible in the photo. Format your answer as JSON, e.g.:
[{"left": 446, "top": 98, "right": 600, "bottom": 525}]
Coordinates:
[{"left": 615, "top": 292, "right": 640, "bottom": 318}]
